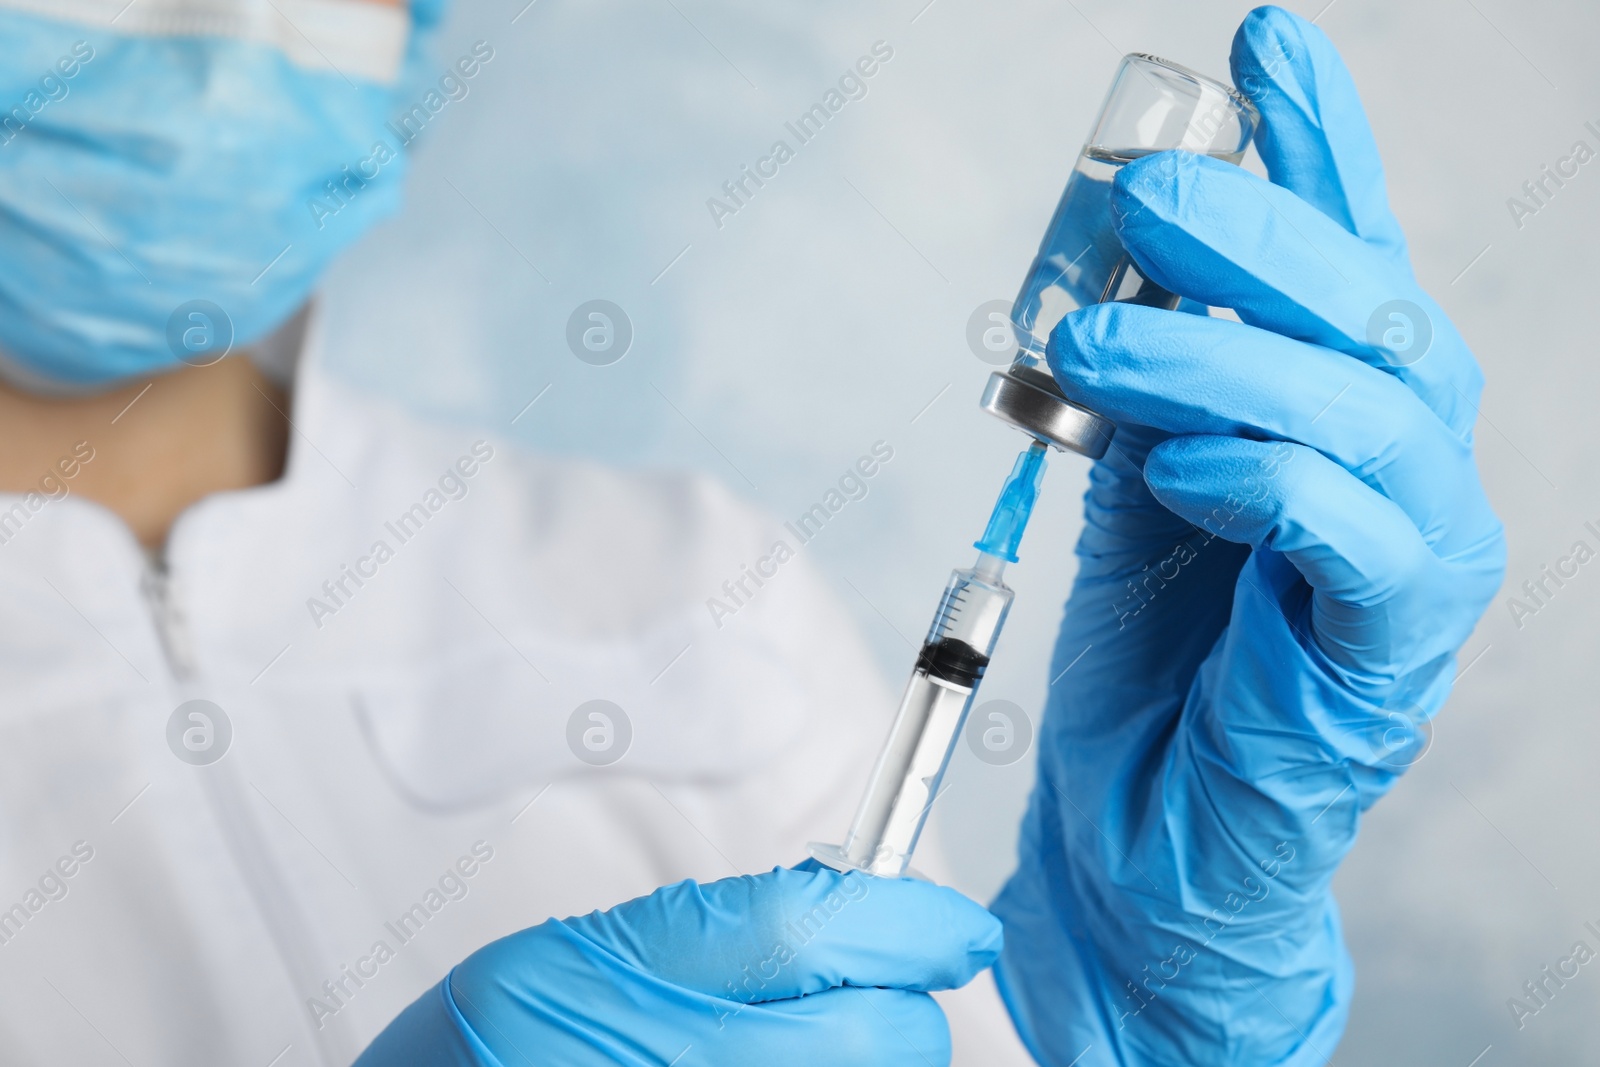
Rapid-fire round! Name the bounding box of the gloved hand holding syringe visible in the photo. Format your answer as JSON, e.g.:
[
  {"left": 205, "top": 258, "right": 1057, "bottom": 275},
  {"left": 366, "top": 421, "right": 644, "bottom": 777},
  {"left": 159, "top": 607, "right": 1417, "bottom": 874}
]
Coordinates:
[{"left": 813, "top": 53, "right": 1259, "bottom": 878}]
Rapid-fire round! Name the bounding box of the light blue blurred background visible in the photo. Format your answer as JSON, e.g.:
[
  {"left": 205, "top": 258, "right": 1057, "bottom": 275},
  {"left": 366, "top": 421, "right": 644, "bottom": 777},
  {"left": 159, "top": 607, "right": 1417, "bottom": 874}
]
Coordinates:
[{"left": 319, "top": 0, "right": 1600, "bottom": 1061}]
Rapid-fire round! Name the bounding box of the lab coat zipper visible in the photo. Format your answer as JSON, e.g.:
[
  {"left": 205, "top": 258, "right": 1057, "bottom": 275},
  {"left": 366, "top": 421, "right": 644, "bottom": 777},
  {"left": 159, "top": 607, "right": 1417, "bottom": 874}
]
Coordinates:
[
  {"left": 141, "top": 555, "right": 197, "bottom": 682},
  {"left": 140, "top": 551, "right": 337, "bottom": 1066}
]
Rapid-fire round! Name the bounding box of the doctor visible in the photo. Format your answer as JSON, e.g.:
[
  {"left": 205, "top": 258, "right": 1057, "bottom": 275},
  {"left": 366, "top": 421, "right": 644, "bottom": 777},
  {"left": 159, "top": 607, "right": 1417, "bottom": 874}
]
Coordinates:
[
  {"left": 0, "top": 2, "right": 1503, "bottom": 1066},
  {"left": 0, "top": 0, "right": 1023, "bottom": 1062}
]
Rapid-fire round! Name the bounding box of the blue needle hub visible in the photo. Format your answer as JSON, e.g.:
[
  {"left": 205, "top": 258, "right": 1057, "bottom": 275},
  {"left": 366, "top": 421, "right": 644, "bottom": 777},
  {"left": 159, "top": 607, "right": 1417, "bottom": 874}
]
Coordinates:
[{"left": 974, "top": 439, "right": 1049, "bottom": 564}]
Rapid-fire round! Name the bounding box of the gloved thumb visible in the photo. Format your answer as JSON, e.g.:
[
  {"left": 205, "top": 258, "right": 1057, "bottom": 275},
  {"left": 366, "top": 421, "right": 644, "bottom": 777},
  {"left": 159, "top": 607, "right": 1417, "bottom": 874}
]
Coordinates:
[
  {"left": 559, "top": 864, "right": 1002, "bottom": 1003},
  {"left": 1231, "top": 5, "right": 1411, "bottom": 266}
]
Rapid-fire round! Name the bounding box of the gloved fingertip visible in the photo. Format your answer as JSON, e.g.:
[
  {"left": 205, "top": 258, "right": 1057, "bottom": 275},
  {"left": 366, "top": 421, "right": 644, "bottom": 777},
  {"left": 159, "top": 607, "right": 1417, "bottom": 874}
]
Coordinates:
[
  {"left": 1141, "top": 435, "right": 1235, "bottom": 517},
  {"left": 883, "top": 878, "right": 1004, "bottom": 980},
  {"left": 1230, "top": 5, "right": 1319, "bottom": 110},
  {"left": 1108, "top": 151, "right": 1175, "bottom": 220},
  {"left": 760, "top": 863, "right": 1000, "bottom": 952},
  {"left": 951, "top": 889, "right": 1005, "bottom": 958},
  {"left": 1110, "top": 151, "right": 1232, "bottom": 242},
  {"left": 1139, "top": 435, "right": 1187, "bottom": 492},
  {"left": 1233, "top": 6, "right": 1307, "bottom": 64},
  {"left": 946, "top": 908, "right": 1004, "bottom": 980},
  {"left": 1044, "top": 302, "right": 1120, "bottom": 393},
  {"left": 972, "top": 908, "right": 1005, "bottom": 963},
  {"left": 768, "top": 870, "right": 1003, "bottom": 991},
  {"left": 1047, "top": 299, "right": 1164, "bottom": 380},
  {"left": 967, "top": 902, "right": 1006, "bottom": 968},
  {"left": 1229, "top": 3, "right": 1407, "bottom": 254}
]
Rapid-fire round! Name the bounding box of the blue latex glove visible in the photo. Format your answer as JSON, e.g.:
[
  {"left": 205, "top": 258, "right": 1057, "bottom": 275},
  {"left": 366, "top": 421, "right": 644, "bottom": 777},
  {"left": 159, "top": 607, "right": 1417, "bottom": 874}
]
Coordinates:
[
  {"left": 991, "top": 7, "right": 1505, "bottom": 1065},
  {"left": 356, "top": 864, "right": 1001, "bottom": 1066}
]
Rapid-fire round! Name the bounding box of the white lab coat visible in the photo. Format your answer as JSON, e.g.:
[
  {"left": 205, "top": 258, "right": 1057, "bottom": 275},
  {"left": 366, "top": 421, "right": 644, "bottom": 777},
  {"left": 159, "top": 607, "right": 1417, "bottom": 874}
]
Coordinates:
[{"left": 0, "top": 324, "right": 1034, "bottom": 1066}]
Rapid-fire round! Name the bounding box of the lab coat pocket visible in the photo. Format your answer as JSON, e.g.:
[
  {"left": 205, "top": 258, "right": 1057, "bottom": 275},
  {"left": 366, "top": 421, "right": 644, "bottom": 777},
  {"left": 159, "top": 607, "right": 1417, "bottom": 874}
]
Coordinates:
[{"left": 352, "top": 606, "right": 813, "bottom": 812}]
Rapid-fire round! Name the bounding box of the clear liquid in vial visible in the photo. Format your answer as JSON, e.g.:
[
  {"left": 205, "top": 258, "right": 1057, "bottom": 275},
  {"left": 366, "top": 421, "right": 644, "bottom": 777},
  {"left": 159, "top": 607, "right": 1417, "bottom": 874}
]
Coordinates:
[{"left": 1011, "top": 146, "right": 1244, "bottom": 356}]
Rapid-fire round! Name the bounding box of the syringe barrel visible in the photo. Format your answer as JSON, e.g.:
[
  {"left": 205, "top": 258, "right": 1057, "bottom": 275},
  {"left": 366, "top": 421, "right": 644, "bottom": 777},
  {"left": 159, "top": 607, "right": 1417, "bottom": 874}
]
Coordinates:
[{"left": 836, "top": 565, "right": 1013, "bottom": 876}]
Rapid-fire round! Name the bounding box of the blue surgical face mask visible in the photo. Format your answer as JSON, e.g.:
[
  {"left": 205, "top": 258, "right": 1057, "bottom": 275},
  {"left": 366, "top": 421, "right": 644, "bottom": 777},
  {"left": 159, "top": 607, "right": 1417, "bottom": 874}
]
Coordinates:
[{"left": 0, "top": 0, "right": 446, "bottom": 391}]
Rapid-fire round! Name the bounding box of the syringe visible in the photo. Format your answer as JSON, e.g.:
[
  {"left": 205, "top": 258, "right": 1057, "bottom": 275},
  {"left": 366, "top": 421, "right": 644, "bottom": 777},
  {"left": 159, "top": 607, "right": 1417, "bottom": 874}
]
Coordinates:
[{"left": 811, "top": 441, "right": 1047, "bottom": 878}]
